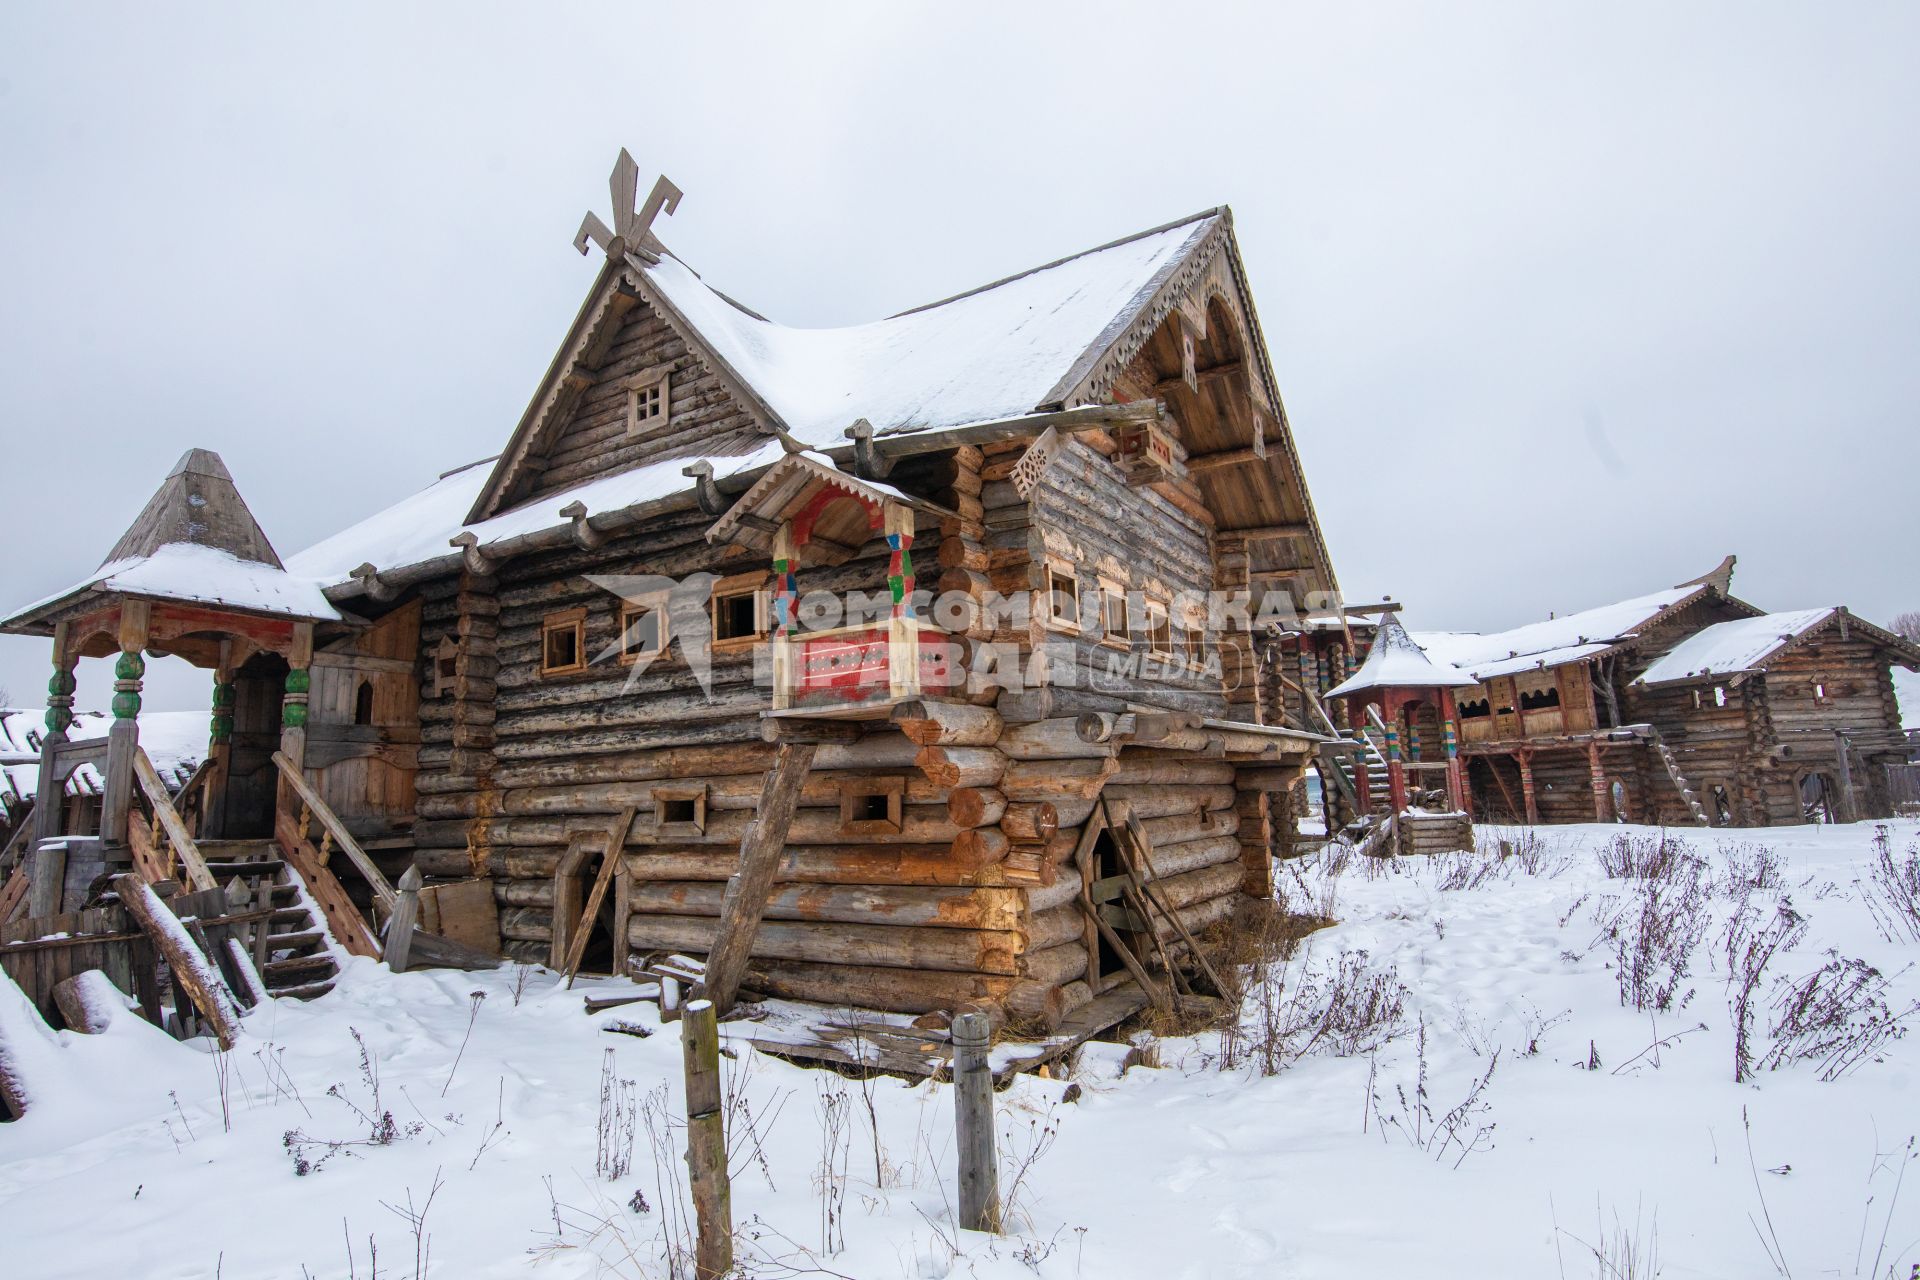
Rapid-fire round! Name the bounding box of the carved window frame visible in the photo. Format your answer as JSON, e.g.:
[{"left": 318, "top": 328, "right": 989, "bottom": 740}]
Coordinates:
[
  {"left": 1097, "top": 577, "right": 1130, "bottom": 650},
  {"left": 1178, "top": 603, "right": 1209, "bottom": 671},
  {"left": 652, "top": 784, "right": 708, "bottom": 835},
  {"left": 619, "top": 592, "right": 671, "bottom": 665},
  {"left": 839, "top": 776, "right": 905, "bottom": 835},
  {"left": 1146, "top": 598, "right": 1174, "bottom": 660},
  {"left": 540, "top": 607, "right": 589, "bottom": 677},
  {"left": 711, "top": 570, "right": 771, "bottom": 652},
  {"left": 1042, "top": 560, "right": 1081, "bottom": 634},
  {"left": 624, "top": 365, "right": 671, "bottom": 436}
]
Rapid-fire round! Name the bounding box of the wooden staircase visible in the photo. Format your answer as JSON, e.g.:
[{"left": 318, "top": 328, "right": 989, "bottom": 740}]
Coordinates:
[
  {"left": 192, "top": 840, "right": 341, "bottom": 1000},
  {"left": 1644, "top": 729, "right": 1712, "bottom": 827}
]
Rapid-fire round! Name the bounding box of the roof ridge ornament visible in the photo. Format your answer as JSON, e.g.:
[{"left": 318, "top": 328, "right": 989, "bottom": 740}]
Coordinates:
[{"left": 574, "top": 149, "right": 682, "bottom": 265}]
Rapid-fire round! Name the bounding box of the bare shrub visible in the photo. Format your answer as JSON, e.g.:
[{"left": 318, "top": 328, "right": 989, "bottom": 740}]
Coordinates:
[
  {"left": 1552, "top": 1201, "right": 1661, "bottom": 1280},
  {"left": 1367, "top": 1017, "right": 1499, "bottom": 1168},
  {"left": 1223, "top": 939, "right": 1409, "bottom": 1076},
  {"left": 998, "top": 1103, "right": 1062, "bottom": 1234},
  {"left": 812, "top": 1082, "right": 851, "bottom": 1255},
  {"left": 1762, "top": 953, "right": 1920, "bottom": 1081},
  {"left": 1597, "top": 831, "right": 1698, "bottom": 882},
  {"left": 284, "top": 1029, "right": 423, "bottom": 1175},
  {"left": 1603, "top": 854, "right": 1712, "bottom": 1013},
  {"left": 1720, "top": 843, "right": 1784, "bottom": 897},
  {"left": 1436, "top": 851, "right": 1505, "bottom": 893},
  {"left": 1725, "top": 903, "right": 1807, "bottom": 1083},
  {"left": 1861, "top": 826, "right": 1920, "bottom": 945},
  {"left": 595, "top": 1047, "right": 637, "bottom": 1181}
]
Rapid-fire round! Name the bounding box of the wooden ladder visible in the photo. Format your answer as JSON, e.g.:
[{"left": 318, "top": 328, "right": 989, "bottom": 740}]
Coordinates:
[{"left": 1646, "top": 731, "right": 1712, "bottom": 827}]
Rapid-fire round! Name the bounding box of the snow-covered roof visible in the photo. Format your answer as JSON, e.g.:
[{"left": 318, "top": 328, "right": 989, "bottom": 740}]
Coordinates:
[
  {"left": 1326, "top": 618, "right": 1477, "bottom": 699},
  {"left": 0, "top": 708, "right": 206, "bottom": 823},
  {"left": 287, "top": 442, "right": 793, "bottom": 585},
  {"left": 1633, "top": 609, "right": 1840, "bottom": 687},
  {"left": 641, "top": 213, "right": 1218, "bottom": 450},
  {"left": 1409, "top": 585, "right": 1711, "bottom": 683}
]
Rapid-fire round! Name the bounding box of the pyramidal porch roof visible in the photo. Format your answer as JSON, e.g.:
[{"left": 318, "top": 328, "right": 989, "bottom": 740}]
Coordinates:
[{"left": 0, "top": 448, "right": 341, "bottom": 636}]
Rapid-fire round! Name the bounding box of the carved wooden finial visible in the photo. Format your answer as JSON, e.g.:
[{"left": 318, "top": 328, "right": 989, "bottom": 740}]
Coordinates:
[{"left": 575, "top": 148, "right": 682, "bottom": 264}]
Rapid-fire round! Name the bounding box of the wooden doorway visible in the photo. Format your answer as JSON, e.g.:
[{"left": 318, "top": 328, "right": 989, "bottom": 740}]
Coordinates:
[{"left": 222, "top": 652, "right": 288, "bottom": 839}]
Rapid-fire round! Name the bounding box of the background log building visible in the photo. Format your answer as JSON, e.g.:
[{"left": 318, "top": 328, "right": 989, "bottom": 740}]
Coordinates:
[{"left": 1408, "top": 558, "right": 1920, "bottom": 827}]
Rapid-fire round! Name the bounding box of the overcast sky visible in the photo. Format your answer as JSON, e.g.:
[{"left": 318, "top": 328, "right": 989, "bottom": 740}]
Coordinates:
[{"left": 1, "top": 3, "right": 1915, "bottom": 715}]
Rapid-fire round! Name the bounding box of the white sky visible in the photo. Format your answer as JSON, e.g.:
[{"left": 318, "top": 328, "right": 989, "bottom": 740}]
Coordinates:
[{"left": 1, "top": 3, "right": 1915, "bottom": 716}]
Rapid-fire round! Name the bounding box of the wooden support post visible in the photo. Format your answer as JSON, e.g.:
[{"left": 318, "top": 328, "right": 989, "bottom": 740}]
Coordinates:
[
  {"left": 701, "top": 742, "right": 816, "bottom": 1014},
  {"left": 1517, "top": 751, "right": 1539, "bottom": 827},
  {"left": 681, "top": 999, "right": 733, "bottom": 1279},
  {"left": 953, "top": 1009, "right": 1000, "bottom": 1233},
  {"left": 113, "top": 873, "right": 242, "bottom": 1050},
  {"left": 1587, "top": 740, "right": 1611, "bottom": 822},
  {"left": 384, "top": 866, "right": 422, "bottom": 973},
  {"left": 276, "top": 621, "right": 315, "bottom": 818},
  {"left": 1833, "top": 729, "right": 1857, "bottom": 823},
  {"left": 101, "top": 601, "right": 151, "bottom": 853}
]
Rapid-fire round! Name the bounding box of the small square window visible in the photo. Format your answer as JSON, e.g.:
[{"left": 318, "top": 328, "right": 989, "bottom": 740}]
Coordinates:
[
  {"left": 1044, "top": 564, "right": 1079, "bottom": 632},
  {"left": 653, "top": 785, "right": 707, "bottom": 833},
  {"left": 840, "top": 777, "right": 905, "bottom": 835},
  {"left": 431, "top": 635, "right": 459, "bottom": 697},
  {"left": 712, "top": 572, "right": 769, "bottom": 647},
  {"left": 625, "top": 366, "right": 671, "bottom": 436},
  {"left": 540, "top": 608, "right": 587, "bottom": 676},
  {"left": 620, "top": 595, "right": 669, "bottom": 663}
]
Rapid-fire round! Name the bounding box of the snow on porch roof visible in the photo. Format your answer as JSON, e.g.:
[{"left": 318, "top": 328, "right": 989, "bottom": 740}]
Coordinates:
[
  {"left": 1, "top": 448, "right": 342, "bottom": 630},
  {"left": 1633, "top": 609, "right": 1838, "bottom": 687},
  {"left": 1326, "top": 618, "right": 1476, "bottom": 699},
  {"left": 640, "top": 211, "right": 1219, "bottom": 450}
]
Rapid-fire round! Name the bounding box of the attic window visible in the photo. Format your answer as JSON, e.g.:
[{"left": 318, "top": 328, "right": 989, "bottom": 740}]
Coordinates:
[
  {"left": 840, "top": 776, "right": 905, "bottom": 835},
  {"left": 620, "top": 595, "right": 669, "bottom": 664},
  {"left": 653, "top": 785, "right": 707, "bottom": 833},
  {"left": 1043, "top": 563, "right": 1080, "bottom": 632},
  {"left": 711, "top": 571, "right": 769, "bottom": 647},
  {"left": 541, "top": 608, "right": 588, "bottom": 676},
  {"left": 625, "top": 366, "right": 671, "bottom": 436},
  {"left": 354, "top": 679, "right": 375, "bottom": 726}
]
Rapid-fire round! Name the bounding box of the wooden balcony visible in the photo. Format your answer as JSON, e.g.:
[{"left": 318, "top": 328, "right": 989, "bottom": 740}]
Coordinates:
[{"left": 772, "top": 618, "right": 959, "bottom": 715}]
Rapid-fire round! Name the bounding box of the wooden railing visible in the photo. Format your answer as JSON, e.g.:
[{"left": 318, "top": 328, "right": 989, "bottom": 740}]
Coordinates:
[
  {"left": 271, "top": 751, "right": 393, "bottom": 959},
  {"left": 170, "top": 756, "right": 218, "bottom": 838},
  {"left": 130, "top": 748, "right": 218, "bottom": 893}
]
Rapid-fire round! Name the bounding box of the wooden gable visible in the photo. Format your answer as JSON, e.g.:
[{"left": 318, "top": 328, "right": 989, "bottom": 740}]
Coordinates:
[
  {"left": 469, "top": 266, "right": 775, "bottom": 520},
  {"left": 1080, "top": 218, "right": 1338, "bottom": 602}
]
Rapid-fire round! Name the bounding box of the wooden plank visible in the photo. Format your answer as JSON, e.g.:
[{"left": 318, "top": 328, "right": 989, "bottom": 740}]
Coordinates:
[
  {"left": 384, "top": 866, "right": 421, "bottom": 972},
  {"left": 274, "top": 809, "right": 380, "bottom": 958},
  {"left": 272, "top": 751, "right": 397, "bottom": 914},
  {"left": 701, "top": 743, "right": 816, "bottom": 1014},
  {"left": 563, "top": 807, "right": 637, "bottom": 986},
  {"left": 112, "top": 873, "right": 241, "bottom": 1050}
]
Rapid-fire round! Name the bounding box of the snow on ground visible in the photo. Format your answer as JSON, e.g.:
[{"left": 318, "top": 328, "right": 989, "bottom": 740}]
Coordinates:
[{"left": 3, "top": 821, "right": 1918, "bottom": 1279}]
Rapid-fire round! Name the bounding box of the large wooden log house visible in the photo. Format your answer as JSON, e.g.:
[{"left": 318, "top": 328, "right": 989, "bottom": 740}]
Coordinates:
[{"left": 3, "top": 154, "right": 1348, "bottom": 1034}]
